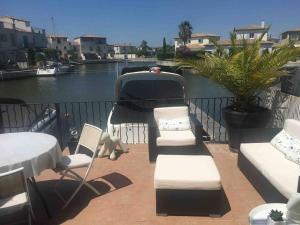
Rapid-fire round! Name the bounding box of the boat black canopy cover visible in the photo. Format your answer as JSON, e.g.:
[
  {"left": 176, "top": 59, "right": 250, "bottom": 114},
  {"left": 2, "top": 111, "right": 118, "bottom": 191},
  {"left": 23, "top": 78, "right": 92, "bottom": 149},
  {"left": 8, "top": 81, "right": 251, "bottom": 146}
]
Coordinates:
[{"left": 110, "top": 71, "right": 186, "bottom": 124}]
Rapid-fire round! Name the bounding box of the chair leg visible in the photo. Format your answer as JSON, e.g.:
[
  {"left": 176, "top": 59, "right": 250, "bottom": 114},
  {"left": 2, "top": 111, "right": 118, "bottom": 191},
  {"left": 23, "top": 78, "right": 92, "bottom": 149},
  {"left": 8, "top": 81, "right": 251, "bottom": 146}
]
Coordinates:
[
  {"left": 29, "top": 202, "right": 35, "bottom": 220},
  {"left": 28, "top": 205, "right": 32, "bottom": 225},
  {"left": 54, "top": 171, "right": 68, "bottom": 190},
  {"left": 83, "top": 181, "right": 101, "bottom": 195},
  {"left": 62, "top": 182, "right": 84, "bottom": 209},
  {"left": 66, "top": 170, "right": 100, "bottom": 195}
]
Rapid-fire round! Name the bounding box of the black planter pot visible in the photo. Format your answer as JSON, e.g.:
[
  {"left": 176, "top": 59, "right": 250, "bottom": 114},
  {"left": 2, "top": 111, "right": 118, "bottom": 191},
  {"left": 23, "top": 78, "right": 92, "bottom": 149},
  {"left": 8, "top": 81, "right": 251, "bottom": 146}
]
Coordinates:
[{"left": 222, "top": 106, "right": 271, "bottom": 151}]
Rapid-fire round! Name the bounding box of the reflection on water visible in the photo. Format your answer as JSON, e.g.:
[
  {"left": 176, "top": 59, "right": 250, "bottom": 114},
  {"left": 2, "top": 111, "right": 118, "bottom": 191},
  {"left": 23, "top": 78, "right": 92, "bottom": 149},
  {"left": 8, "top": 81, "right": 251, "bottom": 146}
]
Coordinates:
[{"left": 0, "top": 62, "right": 231, "bottom": 103}]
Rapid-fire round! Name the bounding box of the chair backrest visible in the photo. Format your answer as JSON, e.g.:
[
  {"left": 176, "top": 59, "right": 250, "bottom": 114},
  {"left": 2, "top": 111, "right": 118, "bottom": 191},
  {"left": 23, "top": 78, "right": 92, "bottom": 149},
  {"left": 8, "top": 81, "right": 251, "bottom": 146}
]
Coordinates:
[
  {"left": 284, "top": 119, "right": 300, "bottom": 140},
  {"left": 154, "top": 106, "right": 189, "bottom": 124},
  {"left": 0, "top": 167, "right": 27, "bottom": 199},
  {"left": 75, "top": 123, "right": 104, "bottom": 155}
]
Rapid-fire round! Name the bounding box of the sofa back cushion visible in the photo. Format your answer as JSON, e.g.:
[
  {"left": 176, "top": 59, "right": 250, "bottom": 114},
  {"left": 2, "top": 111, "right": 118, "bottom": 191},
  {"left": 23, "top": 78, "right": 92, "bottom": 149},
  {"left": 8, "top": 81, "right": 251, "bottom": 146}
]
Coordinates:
[
  {"left": 271, "top": 119, "right": 300, "bottom": 164},
  {"left": 284, "top": 119, "right": 300, "bottom": 140},
  {"left": 154, "top": 106, "right": 189, "bottom": 125},
  {"left": 271, "top": 130, "right": 292, "bottom": 155},
  {"left": 285, "top": 138, "right": 300, "bottom": 165}
]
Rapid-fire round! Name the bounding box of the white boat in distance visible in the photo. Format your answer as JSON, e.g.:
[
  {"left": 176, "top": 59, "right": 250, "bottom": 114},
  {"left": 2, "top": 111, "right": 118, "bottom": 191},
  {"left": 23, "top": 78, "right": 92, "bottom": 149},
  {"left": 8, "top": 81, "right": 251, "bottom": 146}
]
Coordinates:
[{"left": 37, "top": 62, "right": 74, "bottom": 76}]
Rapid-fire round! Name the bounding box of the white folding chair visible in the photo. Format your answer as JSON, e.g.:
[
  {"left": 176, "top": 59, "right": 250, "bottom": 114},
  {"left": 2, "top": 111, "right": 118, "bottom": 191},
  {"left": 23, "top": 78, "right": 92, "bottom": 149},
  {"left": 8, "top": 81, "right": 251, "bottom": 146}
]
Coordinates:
[
  {"left": 0, "top": 167, "right": 34, "bottom": 225},
  {"left": 54, "top": 123, "right": 104, "bottom": 209}
]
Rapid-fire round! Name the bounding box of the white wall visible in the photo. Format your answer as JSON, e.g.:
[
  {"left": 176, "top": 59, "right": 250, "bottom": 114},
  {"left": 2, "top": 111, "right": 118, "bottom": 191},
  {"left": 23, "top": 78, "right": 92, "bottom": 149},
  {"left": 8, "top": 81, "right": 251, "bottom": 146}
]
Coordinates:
[{"left": 235, "top": 30, "right": 268, "bottom": 41}]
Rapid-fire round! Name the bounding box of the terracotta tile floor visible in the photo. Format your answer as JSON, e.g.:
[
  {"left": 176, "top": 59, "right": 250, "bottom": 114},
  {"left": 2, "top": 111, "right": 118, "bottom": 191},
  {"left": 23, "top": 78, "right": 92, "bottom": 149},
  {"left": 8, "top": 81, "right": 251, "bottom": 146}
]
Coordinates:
[{"left": 32, "top": 143, "right": 265, "bottom": 225}]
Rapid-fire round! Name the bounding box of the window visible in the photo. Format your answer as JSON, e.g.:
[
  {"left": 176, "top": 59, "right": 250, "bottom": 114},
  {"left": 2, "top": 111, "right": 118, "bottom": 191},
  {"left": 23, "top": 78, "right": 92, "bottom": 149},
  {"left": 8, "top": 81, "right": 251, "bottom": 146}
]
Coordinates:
[
  {"left": 0, "top": 33, "right": 7, "bottom": 42},
  {"left": 57, "top": 38, "right": 61, "bottom": 44},
  {"left": 10, "top": 34, "right": 16, "bottom": 46},
  {"left": 64, "top": 46, "right": 67, "bottom": 50},
  {"left": 198, "top": 39, "right": 203, "bottom": 43},
  {"left": 249, "top": 33, "right": 254, "bottom": 38},
  {"left": 22, "top": 36, "right": 28, "bottom": 48},
  {"left": 25, "top": 21, "right": 30, "bottom": 27}
]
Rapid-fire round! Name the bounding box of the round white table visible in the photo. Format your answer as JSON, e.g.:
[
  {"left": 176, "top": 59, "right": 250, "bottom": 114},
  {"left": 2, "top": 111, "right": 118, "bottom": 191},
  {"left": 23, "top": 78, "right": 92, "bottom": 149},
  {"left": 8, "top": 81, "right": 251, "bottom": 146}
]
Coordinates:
[
  {"left": 0, "top": 132, "right": 62, "bottom": 177},
  {"left": 0, "top": 132, "right": 63, "bottom": 218}
]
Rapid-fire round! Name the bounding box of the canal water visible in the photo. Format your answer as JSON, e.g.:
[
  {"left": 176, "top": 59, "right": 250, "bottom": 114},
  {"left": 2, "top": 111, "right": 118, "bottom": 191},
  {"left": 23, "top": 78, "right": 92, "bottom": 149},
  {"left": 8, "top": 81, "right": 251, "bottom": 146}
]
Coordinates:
[{"left": 0, "top": 62, "right": 231, "bottom": 103}]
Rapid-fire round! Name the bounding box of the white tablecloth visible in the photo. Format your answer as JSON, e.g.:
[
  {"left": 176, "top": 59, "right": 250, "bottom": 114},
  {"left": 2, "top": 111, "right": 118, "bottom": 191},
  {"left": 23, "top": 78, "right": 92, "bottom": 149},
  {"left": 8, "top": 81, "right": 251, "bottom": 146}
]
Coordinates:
[{"left": 0, "top": 132, "right": 62, "bottom": 178}]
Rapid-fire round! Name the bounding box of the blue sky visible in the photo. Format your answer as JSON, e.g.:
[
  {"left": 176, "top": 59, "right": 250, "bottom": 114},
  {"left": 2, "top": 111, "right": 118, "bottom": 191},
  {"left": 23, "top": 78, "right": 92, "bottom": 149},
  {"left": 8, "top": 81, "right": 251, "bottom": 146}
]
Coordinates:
[{"left": 1, "top": 0, "right": 299, "bottom": 47}]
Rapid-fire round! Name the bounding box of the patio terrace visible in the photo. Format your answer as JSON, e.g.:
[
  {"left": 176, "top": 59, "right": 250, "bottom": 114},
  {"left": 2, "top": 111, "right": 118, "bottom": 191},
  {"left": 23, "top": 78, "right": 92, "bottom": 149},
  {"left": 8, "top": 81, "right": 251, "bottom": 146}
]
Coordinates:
[{"left": 31, "top": 143, "right": 265, "bottom": 225}]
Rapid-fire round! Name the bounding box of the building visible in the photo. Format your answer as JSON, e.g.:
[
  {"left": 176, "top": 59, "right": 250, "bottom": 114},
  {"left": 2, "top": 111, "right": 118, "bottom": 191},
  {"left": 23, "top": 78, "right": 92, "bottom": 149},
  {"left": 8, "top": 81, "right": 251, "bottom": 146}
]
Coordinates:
[
  {"left": 112, "top": 44, "right": 137, "bottom": 59},
  {"left": 281, "top": 28, "right": 300, "bottom": 48},
  {"left": 73, "top": 34, "right": 108, "bottom": 60},
  {"left": 205, "top": 39, "right": 274, "bottom": 54},
  {"left": 47, "top": 35, "right": 71, "bottom": 59},
  {"left": 0, "top": 16, "right": 46, "bottom": 66},
  {"left": 174, "top": 33, "right": 220, "bottom": 52},
  {"left": 233, "top": 21, "right": 268, "bottom": 41},
  {"left": 32, "top": 27, "right": 47, "bottom": 48}
]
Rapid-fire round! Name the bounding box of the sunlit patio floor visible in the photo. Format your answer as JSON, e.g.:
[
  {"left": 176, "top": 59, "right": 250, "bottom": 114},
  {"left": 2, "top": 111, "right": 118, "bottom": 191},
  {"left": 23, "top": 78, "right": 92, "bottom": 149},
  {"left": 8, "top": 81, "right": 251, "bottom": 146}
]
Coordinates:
[{"left": 32, "top": 143, "right": 265, "bottom": 225}]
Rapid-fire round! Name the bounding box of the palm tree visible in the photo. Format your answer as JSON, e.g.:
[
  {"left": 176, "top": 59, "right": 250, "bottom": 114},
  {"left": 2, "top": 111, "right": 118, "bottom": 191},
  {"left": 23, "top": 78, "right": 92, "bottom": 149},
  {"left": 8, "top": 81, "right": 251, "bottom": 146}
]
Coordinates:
[
  {"left": 178, "top": 28, "right": 300, "bottom": 112},
  {"left": 178, "top": 21, "right": 193, "bottom": 45}
]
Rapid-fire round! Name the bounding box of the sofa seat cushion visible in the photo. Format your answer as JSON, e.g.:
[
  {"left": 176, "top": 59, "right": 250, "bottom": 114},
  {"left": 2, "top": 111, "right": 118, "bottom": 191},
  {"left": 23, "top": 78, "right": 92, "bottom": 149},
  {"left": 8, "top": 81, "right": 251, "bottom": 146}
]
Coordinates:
[
  {"left": 156, "top": 130, "right": 196, "bottom": 146},
  {"left": 240, "top": 143, "right": 299, "bottom": 199},
  {"left": 154, "top": 155, "right": 221, "bottom": 190}
]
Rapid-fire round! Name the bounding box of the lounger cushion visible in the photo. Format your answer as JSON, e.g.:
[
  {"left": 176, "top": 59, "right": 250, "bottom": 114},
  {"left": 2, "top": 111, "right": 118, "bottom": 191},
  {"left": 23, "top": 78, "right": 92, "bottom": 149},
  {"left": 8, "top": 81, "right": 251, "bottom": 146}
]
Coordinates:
[
  {"left": 154, "top": 106, "right": 189, "bottom": 125},
  {"left": 158, "top": 117, "right": 191, "bottom": 131},
  {"left": 240, "top": 143, "right": 299, "bottom": 199},
  {"left": 156, "top": 130, "right": 196, "bottom": 146},
  {"left": 154, "top": 155, "right": 221, "bottom": 190}
]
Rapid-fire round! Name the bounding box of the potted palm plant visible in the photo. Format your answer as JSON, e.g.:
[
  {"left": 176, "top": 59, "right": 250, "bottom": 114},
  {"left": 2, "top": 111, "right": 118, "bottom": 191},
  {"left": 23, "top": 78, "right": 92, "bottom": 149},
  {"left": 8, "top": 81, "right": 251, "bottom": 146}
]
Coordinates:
[{"left": 179, "top": 29, "right": 300, "bottom": 150}]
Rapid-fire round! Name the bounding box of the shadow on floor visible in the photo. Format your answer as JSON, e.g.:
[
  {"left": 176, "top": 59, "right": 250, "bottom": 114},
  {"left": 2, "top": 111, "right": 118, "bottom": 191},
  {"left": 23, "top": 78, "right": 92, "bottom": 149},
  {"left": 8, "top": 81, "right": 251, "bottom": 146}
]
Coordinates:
[{"left": 31, "top": 172, "right": 132, "bottom": 225}]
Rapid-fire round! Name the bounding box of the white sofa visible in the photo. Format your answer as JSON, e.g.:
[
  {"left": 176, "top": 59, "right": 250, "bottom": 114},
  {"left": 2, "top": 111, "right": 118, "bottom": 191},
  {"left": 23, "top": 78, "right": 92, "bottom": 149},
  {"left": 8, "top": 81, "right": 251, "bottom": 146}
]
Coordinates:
[{"left": 239, "top": 119, "right": 300, "bottom": 201}]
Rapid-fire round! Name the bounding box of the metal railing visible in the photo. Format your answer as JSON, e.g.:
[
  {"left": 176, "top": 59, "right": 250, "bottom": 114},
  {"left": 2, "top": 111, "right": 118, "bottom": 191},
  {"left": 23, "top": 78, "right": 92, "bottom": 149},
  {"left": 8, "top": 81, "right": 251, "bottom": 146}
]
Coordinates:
[{"left": 0, "top": 97, "right": 234, "bottom": 147}]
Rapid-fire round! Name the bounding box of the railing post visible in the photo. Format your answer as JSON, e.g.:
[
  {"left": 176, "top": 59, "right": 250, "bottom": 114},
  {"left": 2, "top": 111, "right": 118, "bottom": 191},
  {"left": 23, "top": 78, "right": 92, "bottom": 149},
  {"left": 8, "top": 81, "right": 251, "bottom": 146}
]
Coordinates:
[{"left": 55, "top": 103, "right": 63, "bottom": 149}]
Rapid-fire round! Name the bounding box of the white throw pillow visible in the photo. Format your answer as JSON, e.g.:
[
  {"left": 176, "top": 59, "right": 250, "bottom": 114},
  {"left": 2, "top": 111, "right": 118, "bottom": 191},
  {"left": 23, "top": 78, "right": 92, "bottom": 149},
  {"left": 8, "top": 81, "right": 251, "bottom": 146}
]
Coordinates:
[
  {"left": 271, "top": 130, "right": 293, "bottom": 155},
  {"left": 158, "top": 117, "right": 191, "bottom": 131},
  {"left": 285, "top": 138, "right": 300, "bottom": 165}
]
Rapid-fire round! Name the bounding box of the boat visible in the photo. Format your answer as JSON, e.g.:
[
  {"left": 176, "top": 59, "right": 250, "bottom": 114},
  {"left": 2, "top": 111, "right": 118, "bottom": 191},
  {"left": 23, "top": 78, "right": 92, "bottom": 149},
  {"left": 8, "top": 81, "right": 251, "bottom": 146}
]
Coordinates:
[
  {"left": 37, "top": 65, "right": 58, "bottom": 76},
  {"left": 36, "top": 62, "right": 74, "bottom": 76},
  {"left": 107, "top": 66, "right": 186, "bottom": 144},
  {"left": 0, "top": 98, "right": 57, "bottom": 133}
]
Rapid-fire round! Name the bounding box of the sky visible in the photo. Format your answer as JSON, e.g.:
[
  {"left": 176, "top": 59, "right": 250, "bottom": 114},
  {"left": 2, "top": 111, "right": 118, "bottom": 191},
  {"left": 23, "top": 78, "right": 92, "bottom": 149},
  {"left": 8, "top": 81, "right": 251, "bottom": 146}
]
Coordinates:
[{"left": 1, "top": 0, "right": 300, "bottom": 47}]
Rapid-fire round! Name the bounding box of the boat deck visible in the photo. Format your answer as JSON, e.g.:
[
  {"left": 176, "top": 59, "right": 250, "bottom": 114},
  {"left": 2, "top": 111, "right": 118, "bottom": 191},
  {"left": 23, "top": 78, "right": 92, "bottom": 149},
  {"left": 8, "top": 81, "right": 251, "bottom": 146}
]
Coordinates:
[{"left": 31, "top": 143, "right": 265, "bottom": 225}]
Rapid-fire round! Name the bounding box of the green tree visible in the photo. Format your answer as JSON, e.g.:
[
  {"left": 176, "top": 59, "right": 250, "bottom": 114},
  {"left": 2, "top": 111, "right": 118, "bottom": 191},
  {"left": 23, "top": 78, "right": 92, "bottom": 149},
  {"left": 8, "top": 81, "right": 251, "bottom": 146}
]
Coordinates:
[
  {"left": 43, "top": 48, "right": 59, "bottom": 61},
  {"left": 35, "top": 52, "right": 46, "bottom": 63},
  {"left": 179, "top": 28, "right": 300, "bottom": 112},
  {"left": 162, "top": 37, "right": 167, "bottom": 58},
  {"left": 178, "top": 21, "right": 193, "bottom": 45},
  {"left": 139, "top": 40, "right": 150, "bottom": 56},
  {"left": 27, "top": 48, "right": 36, "bottom": 66}
]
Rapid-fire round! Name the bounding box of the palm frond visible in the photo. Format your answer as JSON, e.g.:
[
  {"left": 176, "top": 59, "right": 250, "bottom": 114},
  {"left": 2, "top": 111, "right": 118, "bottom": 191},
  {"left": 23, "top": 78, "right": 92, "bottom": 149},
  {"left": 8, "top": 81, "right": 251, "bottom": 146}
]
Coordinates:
[{"left": 178, "top": 31, "right": 300, "bottom": 111}]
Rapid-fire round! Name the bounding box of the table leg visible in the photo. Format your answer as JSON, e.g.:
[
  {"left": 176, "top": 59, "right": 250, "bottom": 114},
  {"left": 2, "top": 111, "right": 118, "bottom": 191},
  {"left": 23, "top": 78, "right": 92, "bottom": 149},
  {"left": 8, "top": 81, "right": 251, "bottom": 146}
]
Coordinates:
[{"left": 29, "top": 177, "right": 52, "bottom": 219}]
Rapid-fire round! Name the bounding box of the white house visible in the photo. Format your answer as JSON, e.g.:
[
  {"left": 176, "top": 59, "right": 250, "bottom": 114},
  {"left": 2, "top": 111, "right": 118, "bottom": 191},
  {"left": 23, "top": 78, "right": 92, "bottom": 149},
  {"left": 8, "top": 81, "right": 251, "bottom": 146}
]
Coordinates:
[
  {"left": 112, "top": 44, "right": 137, "bottom": 59},
  {"left": 281, "top": 28, "right": 300, "bottom": 47},
  {"left": 73, "top": 34, "right": 108, "bottom": 60},
  {"left": 174, "top": 32, "right": 220, "bottom": 52},
  {"left": 47, "top": 35, "right": 71, "bottom": 59},
  {"left": 233, "top": 21, "right": 268, "bottom": 41}
]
